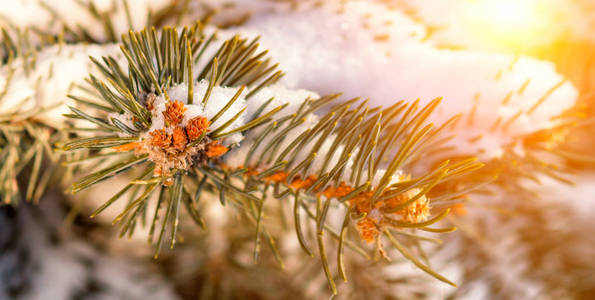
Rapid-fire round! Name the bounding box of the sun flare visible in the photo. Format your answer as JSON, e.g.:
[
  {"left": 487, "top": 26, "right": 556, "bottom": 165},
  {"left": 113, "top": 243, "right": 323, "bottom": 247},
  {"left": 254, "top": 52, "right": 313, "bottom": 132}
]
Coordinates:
[
  {"left": 467, "top": 0, "right": 557, "bottom": 50},
  {"left": 478, "top": 0, "right": 534, "bottom": 31}
]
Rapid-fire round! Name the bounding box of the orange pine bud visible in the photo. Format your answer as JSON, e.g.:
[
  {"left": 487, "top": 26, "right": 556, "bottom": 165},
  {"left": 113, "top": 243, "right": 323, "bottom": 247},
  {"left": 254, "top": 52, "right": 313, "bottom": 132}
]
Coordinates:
[
  {"left": 264, "top": 171, "right": 288, "bottom": 183},
  {"left": 163, "top": 100, "right": 187, "bottom": 125},
  {"left": 290, "top": 175, "right": 317, "bottom": 190},
  {"left": 112, "top": 142, "right": 139, "bottom": 152},
  {"left": 172, "top": 126, "right": 188, "bottom": 152},
  {"left": 243, "top": 166, "right": 259, "bottom": 176},
  {"left": 356, "top": 218, "right": 379, "bottom": 244},
  {"left": 322, "top": 182, "right": 353, "bottom": 198},
  {"left": 349, "top": 191, "right": 374, "bottom": 215},
  {"left": 149, "top": 129, "right": 172, "bottom": 148},
  {"left": 206, "top": 141, "right": 228, "bottom": 158},
  {"left": 451, "top": 203, "right": 467, "bottom": 216},
  {"left": 186, "top": 116, "right": 210, "bottom": 140}
]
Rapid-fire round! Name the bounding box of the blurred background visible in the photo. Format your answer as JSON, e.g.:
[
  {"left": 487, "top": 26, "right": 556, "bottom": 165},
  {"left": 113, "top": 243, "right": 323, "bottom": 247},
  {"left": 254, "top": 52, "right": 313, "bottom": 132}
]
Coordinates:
[{"left": 1, "top": 0, "right": 594, "bottom": 299}]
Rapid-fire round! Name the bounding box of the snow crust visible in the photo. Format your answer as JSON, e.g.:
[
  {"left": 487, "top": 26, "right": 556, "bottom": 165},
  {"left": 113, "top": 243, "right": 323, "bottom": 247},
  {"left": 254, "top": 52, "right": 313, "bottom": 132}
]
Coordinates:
[
  {"left": 207, "top": 0, "right": 578, "bottom": 159},
  {"left": 145, "top": 81, "right": 248, "bottom": 146},
  {"left": 0, "top": 44, "right": 121, "bottom": 126},
  {"left": 0, "top": 0, "right": 171, "bottom": 41}
]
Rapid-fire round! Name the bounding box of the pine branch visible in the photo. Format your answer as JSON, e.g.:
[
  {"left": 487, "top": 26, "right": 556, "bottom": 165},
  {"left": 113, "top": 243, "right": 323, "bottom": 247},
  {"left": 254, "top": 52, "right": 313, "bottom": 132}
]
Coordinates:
[
  {"left": 0, "top": 109, "right": 64, "bottom": 204},
  {"left": 59, "top": 26, "right": 487, "bottom": 295}
]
